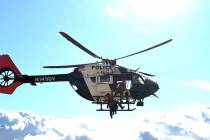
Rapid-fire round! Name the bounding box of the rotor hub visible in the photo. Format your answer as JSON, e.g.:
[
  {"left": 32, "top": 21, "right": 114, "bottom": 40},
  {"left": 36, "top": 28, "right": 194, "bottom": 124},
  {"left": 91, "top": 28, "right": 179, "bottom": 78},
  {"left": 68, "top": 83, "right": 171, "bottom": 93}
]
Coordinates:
[{"left": 3, "top": 76, "right": 9, "bottom": 82}]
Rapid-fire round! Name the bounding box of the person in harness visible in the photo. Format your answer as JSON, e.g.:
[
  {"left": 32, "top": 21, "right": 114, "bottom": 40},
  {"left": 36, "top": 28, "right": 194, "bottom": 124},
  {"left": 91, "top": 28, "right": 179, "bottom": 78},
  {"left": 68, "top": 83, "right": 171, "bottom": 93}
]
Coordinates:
[
  {"left": 116, "top": 81, "right": 127, "bottom": 103},
  {"left": 105, "top": 93, "right": 124, "bottom": 119}
]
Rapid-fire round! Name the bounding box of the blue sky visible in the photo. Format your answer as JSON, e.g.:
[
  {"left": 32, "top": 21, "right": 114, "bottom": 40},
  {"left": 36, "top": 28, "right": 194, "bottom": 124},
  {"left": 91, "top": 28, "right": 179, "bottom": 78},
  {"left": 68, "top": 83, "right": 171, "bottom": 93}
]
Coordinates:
[{"left": 0, "top": 0, "right": 210, "bottom": 119}]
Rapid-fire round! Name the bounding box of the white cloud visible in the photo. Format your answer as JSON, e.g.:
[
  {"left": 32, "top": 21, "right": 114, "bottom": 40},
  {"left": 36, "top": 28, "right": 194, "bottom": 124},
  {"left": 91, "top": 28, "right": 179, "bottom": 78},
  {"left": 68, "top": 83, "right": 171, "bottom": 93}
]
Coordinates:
[
  {"left": 137, "top": 25, "right": 150, "bottom": 34},
  {"left": 105, "top": 0, "right": 192, "bottom": 35},
  {"left": 105, "top": 0, "right": 192, "bottom": 20},
  {"left": 180, "top": 80, "right": 210, "bottom": 91},
  {"left": 105, "top": 5, "right": 125, "bottom": 19},
  {"left": 1, "top": 104, "right": 210, "bottom": 140},
  {"left": 105, "top": 0, "right": 195, "bottom": 21},
  {"left": 125, "top": 0, "right": 192, "bottom": 20},
  {"left": 24, "top": 132, "right": 61, "bottom": 140}
]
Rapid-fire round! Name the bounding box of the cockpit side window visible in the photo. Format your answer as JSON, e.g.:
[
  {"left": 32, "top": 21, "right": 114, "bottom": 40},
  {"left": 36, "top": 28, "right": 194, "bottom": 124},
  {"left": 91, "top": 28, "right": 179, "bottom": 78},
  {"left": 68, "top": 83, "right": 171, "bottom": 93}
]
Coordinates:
[
  {"left": 90, "top": 77, "right": 96, "bottom": 83},
  {"left": 100, "top": 75, "right": 110, "bottom": 83}
]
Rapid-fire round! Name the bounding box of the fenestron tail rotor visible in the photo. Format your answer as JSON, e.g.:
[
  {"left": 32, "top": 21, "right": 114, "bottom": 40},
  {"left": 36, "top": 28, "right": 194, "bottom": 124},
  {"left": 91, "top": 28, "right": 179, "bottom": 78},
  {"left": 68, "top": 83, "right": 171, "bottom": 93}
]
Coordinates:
[
  {"left": 0, "top": 55, "right": 23, "bottom": 94},
  {"left": 0, "top": 68, "right": 16, "bottom": 87}
]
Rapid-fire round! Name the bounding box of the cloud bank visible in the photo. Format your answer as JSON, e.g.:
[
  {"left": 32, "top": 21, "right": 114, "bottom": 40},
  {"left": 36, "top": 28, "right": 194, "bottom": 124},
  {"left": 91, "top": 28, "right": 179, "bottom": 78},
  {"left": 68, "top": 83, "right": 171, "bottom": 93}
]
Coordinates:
[{"left": 0, "top": 104, "right": 210, "bottom": 140}]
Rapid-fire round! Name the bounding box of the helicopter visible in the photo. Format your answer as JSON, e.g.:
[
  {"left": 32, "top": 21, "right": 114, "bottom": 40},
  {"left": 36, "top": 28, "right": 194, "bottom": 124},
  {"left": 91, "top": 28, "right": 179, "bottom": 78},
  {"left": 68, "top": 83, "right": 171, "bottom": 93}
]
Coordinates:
[{"left": 0, "top": 32, "right": 172, "bottom": 118}]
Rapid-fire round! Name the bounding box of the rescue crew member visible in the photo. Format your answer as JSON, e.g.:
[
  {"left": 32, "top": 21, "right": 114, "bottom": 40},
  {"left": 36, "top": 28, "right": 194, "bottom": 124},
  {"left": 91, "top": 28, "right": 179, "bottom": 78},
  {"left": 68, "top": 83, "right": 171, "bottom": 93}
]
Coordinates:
[
  {"left": 105, "top": 93, "right": 124, "bottom": 118},
  {"left": 116, "top": 81, "right": 127, "bottom": 102}
]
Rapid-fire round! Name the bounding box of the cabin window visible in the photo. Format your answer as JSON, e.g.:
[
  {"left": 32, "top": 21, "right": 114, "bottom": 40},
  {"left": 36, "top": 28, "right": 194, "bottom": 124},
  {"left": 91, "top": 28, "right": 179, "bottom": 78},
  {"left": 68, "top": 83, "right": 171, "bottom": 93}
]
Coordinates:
[
  {"left": 100, "top": 75, "right": 110, "bottom": 83},
  {"left": 90, "top": 77, "right": 96, "bottom": 83}
]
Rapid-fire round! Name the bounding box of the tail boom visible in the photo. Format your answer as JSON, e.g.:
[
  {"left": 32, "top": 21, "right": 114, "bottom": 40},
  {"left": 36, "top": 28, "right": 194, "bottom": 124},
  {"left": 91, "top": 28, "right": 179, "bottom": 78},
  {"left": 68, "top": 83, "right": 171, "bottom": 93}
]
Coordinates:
[{"left": 0, "top": 55, "right": 71, "bottom": 94}]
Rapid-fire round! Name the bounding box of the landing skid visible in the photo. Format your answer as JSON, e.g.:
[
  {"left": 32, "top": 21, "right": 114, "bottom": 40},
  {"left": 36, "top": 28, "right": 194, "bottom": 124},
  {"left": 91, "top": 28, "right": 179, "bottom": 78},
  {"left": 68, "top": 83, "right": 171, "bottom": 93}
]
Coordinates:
[
  {"left": 92, "top": 95, "right": 136, "bottom": 111},
  {"left": 96, "top": 108, "right": 136, "bottom": 111}
]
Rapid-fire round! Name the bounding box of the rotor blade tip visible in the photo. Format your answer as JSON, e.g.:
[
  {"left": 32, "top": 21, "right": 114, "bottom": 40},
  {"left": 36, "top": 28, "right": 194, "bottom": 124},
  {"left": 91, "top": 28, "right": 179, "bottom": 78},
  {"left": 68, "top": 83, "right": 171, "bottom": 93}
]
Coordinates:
[
  {"left": 167, "top": 39, "right": 172, "bottom": 42},
  {"left": 59, "top": 32, "right": 65, "bottom": 35}
]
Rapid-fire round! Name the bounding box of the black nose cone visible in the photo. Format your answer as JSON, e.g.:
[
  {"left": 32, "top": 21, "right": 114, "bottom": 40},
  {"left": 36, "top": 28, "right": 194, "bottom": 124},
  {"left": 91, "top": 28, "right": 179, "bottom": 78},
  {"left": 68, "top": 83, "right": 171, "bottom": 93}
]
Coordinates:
[{"left": 145, "top": 79, "right": 159, "bottom": 94}]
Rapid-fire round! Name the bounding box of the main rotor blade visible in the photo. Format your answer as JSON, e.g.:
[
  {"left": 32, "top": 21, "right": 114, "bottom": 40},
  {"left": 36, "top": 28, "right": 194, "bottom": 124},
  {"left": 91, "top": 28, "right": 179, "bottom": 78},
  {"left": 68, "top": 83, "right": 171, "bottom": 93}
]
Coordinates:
[
  {"left": 138, "top": 71, "right": 155, "bottom": 77},
  {"left": 43, "top": 62, "right": 98, "bottom": 68},
  {"left": 59, "top": 32, "right": 102, "bottom": 59},
  {"left": 115, "top": 39, "right": 172, "bottom": 60},
  {"left": 152, "top": 93, "right": 159, "bottom": 98}
]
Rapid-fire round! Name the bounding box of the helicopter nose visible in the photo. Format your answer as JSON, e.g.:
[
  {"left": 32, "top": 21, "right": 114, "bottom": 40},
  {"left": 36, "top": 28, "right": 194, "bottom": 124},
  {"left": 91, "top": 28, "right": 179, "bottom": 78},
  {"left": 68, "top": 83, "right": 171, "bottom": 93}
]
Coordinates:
[
  {"left": 144, "top": 79, "right": 159, "bottom": 94},
  {"left": 150, "top": 82, "right": 159, "bottom": 94}
]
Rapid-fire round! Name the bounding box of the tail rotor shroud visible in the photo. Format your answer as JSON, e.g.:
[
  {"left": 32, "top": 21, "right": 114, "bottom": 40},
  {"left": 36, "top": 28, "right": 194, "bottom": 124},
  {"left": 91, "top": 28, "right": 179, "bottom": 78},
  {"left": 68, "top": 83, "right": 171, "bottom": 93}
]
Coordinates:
[
  {"left": 0, "top": 55, "right": 23, "bottom": 94},
  {"left": 0, "top": 68, "right": 16, "bottom": 87}
]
